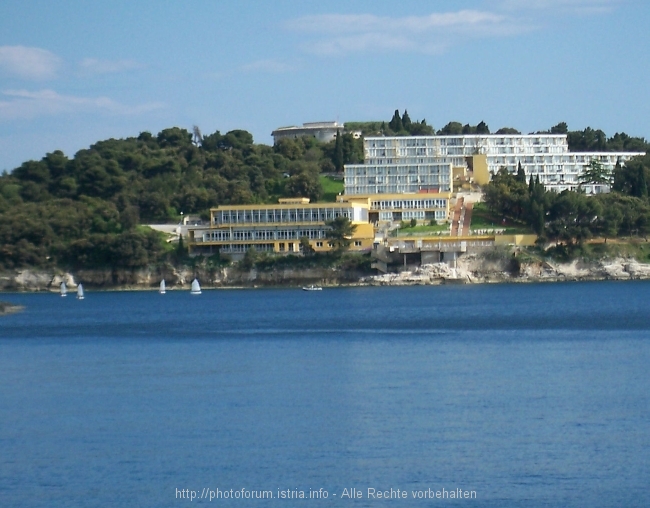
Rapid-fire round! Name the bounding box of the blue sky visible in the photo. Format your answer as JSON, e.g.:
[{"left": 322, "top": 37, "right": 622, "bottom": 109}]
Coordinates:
[{"left": 0, "top": 0, "right": 648, "bottom": 171}]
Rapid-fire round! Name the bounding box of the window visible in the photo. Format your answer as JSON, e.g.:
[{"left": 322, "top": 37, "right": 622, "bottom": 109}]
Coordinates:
[
  {"left": 316, "top": 242, "right": 323, "bottom": 247},
  {"left": 354, "top": 241, "right": 362, "bottom": 246}
]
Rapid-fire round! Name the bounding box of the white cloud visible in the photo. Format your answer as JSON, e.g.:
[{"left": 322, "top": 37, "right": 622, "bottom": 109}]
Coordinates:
[
  {"left": 287, "top": 10, "right": 508, "bottom": 35},
  {"left": 285, "top": 2, "right": 621, "bottom": 56},
  {"left": 0, "top": 89, "right": 164, "bottom": 120},
  {"left": 0, "top": 45, "right": 61, "bottom": 80},
  {"left": 239, "top": 59, "right": 294, "bottom": 73},
  {"left": 285, "top": 9, "right": 530, "bottom": 56},
  {"left": 78, "top": 58, "right": 142, "bottom": 75},
  {"left": 499, "top": 0, "right": 621, "bottom": 14}
]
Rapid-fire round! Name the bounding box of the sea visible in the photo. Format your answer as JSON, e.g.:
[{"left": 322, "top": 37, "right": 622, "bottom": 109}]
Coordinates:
[{"left": 1, "top": 281, "right": 649, "bottom": 507}]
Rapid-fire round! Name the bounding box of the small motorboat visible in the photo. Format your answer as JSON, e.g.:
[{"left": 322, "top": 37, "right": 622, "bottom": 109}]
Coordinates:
[{"left": 302, "top": 285, "right": 322, "bottom": 291}]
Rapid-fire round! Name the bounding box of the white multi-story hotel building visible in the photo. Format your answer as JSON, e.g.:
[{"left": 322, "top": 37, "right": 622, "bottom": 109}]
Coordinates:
[
  {"left": 344, "top": 160, "right": 453, "bottom": 195},
  {"left": 345, "top": 134, "right": 644, "bottom": 194}
]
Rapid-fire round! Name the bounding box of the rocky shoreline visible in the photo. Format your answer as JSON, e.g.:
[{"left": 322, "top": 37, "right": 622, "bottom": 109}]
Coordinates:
[
  {"left": 361, "top": 256, "right": 650, "bottom": 286},
  {"left": 2, "top": 255, "right": 650, "bottom": 293}
]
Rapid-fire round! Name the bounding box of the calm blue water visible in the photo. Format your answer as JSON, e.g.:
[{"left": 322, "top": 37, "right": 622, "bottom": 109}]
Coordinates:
[{"left": 1, "top": 282, "right": 649, "bottom": 507}]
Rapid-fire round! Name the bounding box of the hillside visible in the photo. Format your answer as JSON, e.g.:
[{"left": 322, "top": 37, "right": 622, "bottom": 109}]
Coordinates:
[
  {"left": 1, "top": 116, "right": 648, "bottom": 273},
  {"left": 0, "top": 127, "right": 361, "bottom": 271}
]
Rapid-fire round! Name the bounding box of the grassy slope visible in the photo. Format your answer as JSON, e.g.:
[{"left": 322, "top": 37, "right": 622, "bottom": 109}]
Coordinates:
[
  {"left": 320, "top": 176, "right": 344, "bottom": 202},
  {"left": 470, "top": 202, "right": 534, "bottom": 234}
]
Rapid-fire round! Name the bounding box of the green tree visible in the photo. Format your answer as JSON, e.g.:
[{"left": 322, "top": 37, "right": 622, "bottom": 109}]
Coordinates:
[
  {"left": 578, "top": 159, "right": 612, "bottom": 187},
  {"left": 286, "top": 171, "right": 322, "bottom": 202},
  {"left": 516, "top": 161, "right": 526, "bottom": 183},
  {"left": 401, "top": 110, "right": 412, "bottom": 132},
  {"left": 546, "top": 191, "right": 601, "bottom": 246},
  {"left": 495, "top": 127, "right": 521, "bottom": 135},
  {"left": 476, "top": 121, "right": 490, "bottom": 134},
  {"left": 612, "top": 158, "right": 649, "bottom": 197},
  {"left": 333, "top": 130, "right": 344, "bottom": 171},
  {"left": 326, "top": 216, "right": 357, "bottom": 252},
  {"left": 550, "top": 122, "right": 568, "bottom": 134},
  {"left": 389, "top": 109, "right": 403, "bottom": 133},
  {"left": 299, "top": 236, "right": 315, "bottom": 255},
  {"left": 438, "top": 121, "right": 463, "bottom": 135}
]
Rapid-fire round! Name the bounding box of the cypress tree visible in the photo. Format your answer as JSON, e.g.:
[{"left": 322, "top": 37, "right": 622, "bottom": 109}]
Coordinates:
[
  {"left": 612, "top": 159, "right": 623, "bottom": 192},
  {"left": 401, "top": 110, "right": 412, "bottom": 133},
  {"left": 389, "top": 109, "right": 403, "bottom": 132},
  {"left": 333, "top": 129, "right": 344, "bottom": 172},
  {"left": 516, "top": 161, "right": 526, "bottom": 182},
  {"left": 176, "top": 234, "right": 186, "bottom": 262},
  {"left": 476, "top": 120, "right": 490, "bottom": 134},
  {"left": 638, "top": 164, "right": 648, "bottom": 198}
]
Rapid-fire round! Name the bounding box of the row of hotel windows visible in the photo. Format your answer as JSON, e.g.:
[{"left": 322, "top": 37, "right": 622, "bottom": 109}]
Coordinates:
[
  {"left": 352, "top": 165, "right": 450, "bottom": 176},
  {"left": 364, "top": 157, "right": 463, "bottom": 165},
  {"left": 220, "top": 241, "right": 363, "bottom": 254},
  {"left": 215, "top": 208, "right": 353, "bottom": 224},
  {"left": 367, "top": 136, "right": 567, "bottom": 148},
  {"left": 370, "top": 199, "right": 448, "bottom": 210},
  {"left": 378, "top": 210, "right": 446, "bottom": 221},
  {"left": 203, "top": 228, "right": 330, "bottom": 242},
  {"left": 490, "top": 162, "right": 623, "bottom": 175},
  {"left": 349, "top": 185, "right": 450, "bottom": 194},
  {"left": 358, "top": 155, "right": 625, "bottom": 170},
  {"left": 489, "top": 155, "right": 623, "bottom": 165},
  {"left": 359, "top": 176, "right": 447, "bottom": 185},
  {"left": 365, "top": 146, "right": 566, "bottom": 158}
]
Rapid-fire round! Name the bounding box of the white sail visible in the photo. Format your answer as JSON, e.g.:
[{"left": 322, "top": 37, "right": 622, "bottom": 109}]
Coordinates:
[
  {"left": 60, "top": 282, "right": 67, "bottom": 297},
  {"left": 159, "top": 279, "right": 166, "bottom": 294},
  {"left": 190, "top": 279, "right": 201, "bottom": 295},
  {"left": 76, "top": 284, "right": 84, "bottom": 300}
]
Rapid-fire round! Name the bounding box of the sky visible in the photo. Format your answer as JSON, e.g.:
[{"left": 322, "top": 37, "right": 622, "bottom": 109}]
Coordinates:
[{"left": 0, "top": 0, "right": 648, "bottom": 171}]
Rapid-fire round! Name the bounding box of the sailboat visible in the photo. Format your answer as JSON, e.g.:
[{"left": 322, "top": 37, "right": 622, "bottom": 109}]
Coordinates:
[
  {"left": 159, "top": 279, "right": 166, "bottom": 294},
  {"left": 60, "top": 282, "right": 67, "bottom": 297},
  {"left": 190, "top": 279, "right": 201, "bottom": 295},
  {"left": 76, "top": 284, "right": 84, "bottom": 300}
]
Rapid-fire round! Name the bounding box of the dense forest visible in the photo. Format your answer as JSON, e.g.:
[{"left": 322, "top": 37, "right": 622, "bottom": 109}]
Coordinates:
[{"left": 0, "top": 111, "right": 648, "bottom": 270}]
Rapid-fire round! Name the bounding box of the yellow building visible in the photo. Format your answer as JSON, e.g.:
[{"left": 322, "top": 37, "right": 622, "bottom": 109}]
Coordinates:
[{"left": 188, "top": 199, "right": 375, "bottom": 257}]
